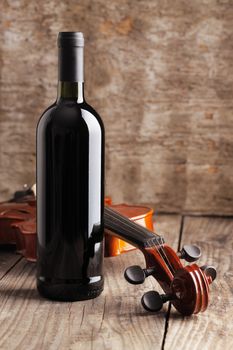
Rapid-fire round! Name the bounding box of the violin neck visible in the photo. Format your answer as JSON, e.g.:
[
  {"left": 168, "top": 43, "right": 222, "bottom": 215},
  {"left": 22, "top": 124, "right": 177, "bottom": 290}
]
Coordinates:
[{"left": 104, "top": 207, "right": 164, "bottom": 249}]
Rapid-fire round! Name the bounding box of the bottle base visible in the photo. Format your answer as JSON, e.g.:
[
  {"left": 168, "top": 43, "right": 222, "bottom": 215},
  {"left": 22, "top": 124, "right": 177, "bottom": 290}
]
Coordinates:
[{"left": 37, "top": 278, "right": 104, "bottom": 302}]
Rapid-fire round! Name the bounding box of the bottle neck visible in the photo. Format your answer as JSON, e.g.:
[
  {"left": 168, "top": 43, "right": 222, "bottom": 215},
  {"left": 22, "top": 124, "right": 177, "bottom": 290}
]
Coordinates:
[
  {"left": 57, "top": 45, "right": 84, "bottom": 102},
  {"left": 57, "top": 82, "right": 84, "bottom": 102}
]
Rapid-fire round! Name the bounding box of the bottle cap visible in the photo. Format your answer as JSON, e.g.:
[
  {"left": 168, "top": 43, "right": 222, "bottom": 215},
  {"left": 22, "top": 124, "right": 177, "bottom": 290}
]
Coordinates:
[{"left": 58, "top": 32, "right": 84, "bottom": 47}]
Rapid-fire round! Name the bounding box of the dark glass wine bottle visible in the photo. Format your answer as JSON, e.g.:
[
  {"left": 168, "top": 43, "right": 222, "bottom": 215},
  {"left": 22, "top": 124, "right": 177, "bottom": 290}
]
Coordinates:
[{"left": 36, "top": 32, "right": 105, "bottom": 301}]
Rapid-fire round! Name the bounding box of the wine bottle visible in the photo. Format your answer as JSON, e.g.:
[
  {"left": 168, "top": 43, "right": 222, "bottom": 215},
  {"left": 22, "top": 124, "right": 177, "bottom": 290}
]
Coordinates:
[{"left": 36, "top": 32, "right": 105, "bottom": 301}]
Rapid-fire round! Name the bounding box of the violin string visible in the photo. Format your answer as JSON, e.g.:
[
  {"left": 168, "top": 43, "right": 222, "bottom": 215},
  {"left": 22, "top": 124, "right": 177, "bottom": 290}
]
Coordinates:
[
  {"left": 107, "top": 206, "right": 176, "bottom": 275},
  {"left": 105, "top": 208, "right": 163, "bottom": 247},
  {"left": 152, "top": 224, "right": 175, "bottom": 274},
  {"left": 105, "top": 207, "right": 160, "bottom": 241},
  {"left": 105, "top": 207, "right": 168, "bottom": 259},
  {"left": 104, "top": 209, "right": 165, "bottom": 259},
  {"left": 155, "top": 236, "right": 175, "bottom": 275},
  {"left": 143, "top": 223, "right": 175, "bottom": 275},
  {"left": 105, "top": 208, "right": 175, "bottom": 275},
  {"left": 149, "top": 237, "right": 175, "bottom": 275},
  {"left": 146, "top": 219, "right": 176, "bottom": 274},
  {"left": 105, "top": 209, "right": 154, "bottom": 242},
  {"left": 105, "top": 209, "right": 175, "bottom": 275}
]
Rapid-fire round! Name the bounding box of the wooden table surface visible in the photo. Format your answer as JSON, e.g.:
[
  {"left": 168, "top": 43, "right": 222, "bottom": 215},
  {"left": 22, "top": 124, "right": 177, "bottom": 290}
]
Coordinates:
[{"left": 0, "top": 214, "right": 232, "bottom": 350}]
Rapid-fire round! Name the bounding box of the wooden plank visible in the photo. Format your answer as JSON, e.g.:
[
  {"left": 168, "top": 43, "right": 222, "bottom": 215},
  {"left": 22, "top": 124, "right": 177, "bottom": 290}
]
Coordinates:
[
  {"left": 0, "top": 246, "right": 21, "bottom": 279},
  {"left": 0, "top": 215, "right": 181, "bottom": 350},
  {"left": 164, "top": 216, "right": 233, "bottom": 350},
  {"left": 154, "top": 213, "right": 181, "bottom": 247}
]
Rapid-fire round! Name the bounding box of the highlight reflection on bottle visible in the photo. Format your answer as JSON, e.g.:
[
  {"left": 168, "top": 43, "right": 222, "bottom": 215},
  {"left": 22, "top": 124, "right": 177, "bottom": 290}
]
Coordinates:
[{"left": 36, "top": 32, "right": 105, "bottom": 301}]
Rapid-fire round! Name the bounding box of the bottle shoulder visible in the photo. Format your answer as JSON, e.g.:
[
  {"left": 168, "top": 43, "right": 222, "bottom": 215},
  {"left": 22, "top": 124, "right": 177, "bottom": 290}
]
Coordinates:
[
  {"left": 37, "top": 102, "right": 57, "bottom": 128},
  {"left": 81, "top": 101, "right": 105, "bottom": 130},
  {"left": 37, "top": 100, "right": 104, "bottom": 132}
]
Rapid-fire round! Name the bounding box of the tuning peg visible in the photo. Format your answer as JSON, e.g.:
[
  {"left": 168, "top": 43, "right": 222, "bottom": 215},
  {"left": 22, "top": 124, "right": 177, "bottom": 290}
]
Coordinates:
[
  {"left": 124, "top": 265, "right": 156, "bottom": 285},
  {"left": 141, "top": 291, "right": 174, "bottom": 312},
  {"left": 177, "top": 244, "right": 201, "bottom": 262},
  {"left": 201, "top": 265, "right": 217, "bottom": 282}
]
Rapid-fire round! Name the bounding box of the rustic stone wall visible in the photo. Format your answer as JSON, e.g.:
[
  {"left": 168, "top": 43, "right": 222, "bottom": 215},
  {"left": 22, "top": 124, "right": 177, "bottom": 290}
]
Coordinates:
[{"left": 0, "top": 0, "right": 233, "bottom": 214}]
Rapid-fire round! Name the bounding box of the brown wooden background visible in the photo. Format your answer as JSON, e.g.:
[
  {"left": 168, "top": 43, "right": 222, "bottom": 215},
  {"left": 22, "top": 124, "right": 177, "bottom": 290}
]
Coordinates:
[{"left": 0, "top": 0, "right": 233, "bottom": 215}]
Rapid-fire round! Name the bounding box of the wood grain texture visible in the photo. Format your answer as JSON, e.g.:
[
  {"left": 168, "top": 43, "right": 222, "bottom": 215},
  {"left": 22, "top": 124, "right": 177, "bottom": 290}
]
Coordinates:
[
  {"left": 165, "top": 216, "right": 233, "bottom": 350},
  {"left": 0, "top": 215, "right": 181, "bottom": 350},
  {"left": 0, "top": 246, "right": 21, "bottom": 279},
  {"left": 0, "top": 0, "right": 233, "bottom": 214}
]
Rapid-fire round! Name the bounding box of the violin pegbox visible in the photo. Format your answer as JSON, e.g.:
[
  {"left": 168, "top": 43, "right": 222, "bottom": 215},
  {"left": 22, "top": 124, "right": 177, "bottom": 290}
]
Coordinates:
[
  {"left": 124, "top": 265, "right": 176, "bottom": 312},
  {"left": 124, "top": 241, "right": 216, "bottom": 316},
  {"left": 105, "top": 206, "right": 216, "bottom": 316}
]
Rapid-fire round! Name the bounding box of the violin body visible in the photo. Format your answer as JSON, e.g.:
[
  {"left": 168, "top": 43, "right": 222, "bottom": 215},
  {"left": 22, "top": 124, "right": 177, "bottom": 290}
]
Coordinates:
[
  {"left": 0, "top": 198, "right": 36, "bottom": 260},
  {"left": 0, "top": 193, "right": 153, "bottom": 260}
]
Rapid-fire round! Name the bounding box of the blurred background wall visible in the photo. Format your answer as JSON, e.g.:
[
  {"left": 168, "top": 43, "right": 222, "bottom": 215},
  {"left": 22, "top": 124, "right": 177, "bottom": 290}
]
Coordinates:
[{"left": 0, "top": 0, "right": 232, "bottom": 215}]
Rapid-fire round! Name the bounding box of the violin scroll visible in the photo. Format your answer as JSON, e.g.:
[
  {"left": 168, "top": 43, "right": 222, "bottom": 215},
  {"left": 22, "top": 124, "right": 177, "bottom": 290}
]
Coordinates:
[
  {"left": 171, "top": 263, "right": 217, "bottom": 315},
  {"left": 123, "top": 244, "right": 217, "bottom": 316},
  {"left": 105, "top": 206, "right": 216, "bottom": 316},
  {"left": 201, "top": 265, "right": 217, "bottom": 282}
]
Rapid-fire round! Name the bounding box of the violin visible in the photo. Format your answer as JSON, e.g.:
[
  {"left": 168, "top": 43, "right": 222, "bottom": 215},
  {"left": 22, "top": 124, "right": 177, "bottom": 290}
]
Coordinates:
[
  {"left": 0, "top": 185, "right": 154, "bottom": 259},
  {"left": 0, "top": 185, "right": 216, "bottom": 316},
  {"left": 104, "top": 206, "right": 216, "bottom": 316}
]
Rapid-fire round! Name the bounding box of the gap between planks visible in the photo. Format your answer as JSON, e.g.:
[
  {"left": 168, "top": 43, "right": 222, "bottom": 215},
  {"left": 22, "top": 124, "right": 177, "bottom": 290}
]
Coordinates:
[{"left": 161, "top": 214, "right": 184, "bottom": 350}]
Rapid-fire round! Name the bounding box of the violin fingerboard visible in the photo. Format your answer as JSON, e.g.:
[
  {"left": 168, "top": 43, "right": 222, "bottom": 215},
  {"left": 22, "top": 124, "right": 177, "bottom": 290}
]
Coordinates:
[{"left": 104, "top": 207, "right": 164, "bottom": 249}]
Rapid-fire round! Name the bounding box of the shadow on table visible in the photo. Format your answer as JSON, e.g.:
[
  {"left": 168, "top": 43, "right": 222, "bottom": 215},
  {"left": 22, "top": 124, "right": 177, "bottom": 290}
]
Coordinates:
[{"left": 0, "top": 287, "right": 45, "bottom": 301}]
